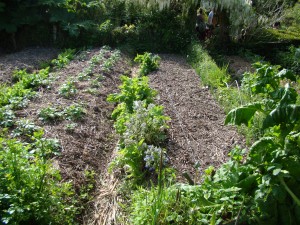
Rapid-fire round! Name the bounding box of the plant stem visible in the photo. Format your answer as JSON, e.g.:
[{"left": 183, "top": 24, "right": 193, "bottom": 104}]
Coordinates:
[{"left": 279, "top": 176, "right": 300, "bottom": 206}]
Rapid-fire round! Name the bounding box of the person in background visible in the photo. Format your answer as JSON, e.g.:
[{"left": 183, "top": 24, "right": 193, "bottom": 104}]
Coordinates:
[
  {"left": 195, "top": 8, "right": 206, "bottom": 40},
  {"left": 207, "top": 8, "right": 214, "bottom": 29}
]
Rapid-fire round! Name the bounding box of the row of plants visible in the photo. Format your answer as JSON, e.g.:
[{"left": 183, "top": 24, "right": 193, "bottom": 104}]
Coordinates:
[
  {"left": 107, "top": 52, "right": 169, "bottom": 183},
  {"left": 77, "top": 46, "right": 121, "bottom": 81},
  {"left": 118, "top": 44, "right": 300, "bottom": 224},
  {"left": 0, "top": 51, "right": 80, "bottom": 224}
]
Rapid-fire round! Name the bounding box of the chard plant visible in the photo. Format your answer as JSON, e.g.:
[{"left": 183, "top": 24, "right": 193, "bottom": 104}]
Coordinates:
[{"left": 223, "top": 63, "right": 300, "bottom": 224}]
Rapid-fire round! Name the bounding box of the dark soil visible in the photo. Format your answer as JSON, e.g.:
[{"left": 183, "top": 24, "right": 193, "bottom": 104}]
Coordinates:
[{"left": 149, "top": 54, "right": 245, "bottom": 181}]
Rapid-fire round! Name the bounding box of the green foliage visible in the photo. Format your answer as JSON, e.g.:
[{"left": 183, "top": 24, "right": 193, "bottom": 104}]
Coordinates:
[
  {"left": 187, "top": 42, "right": 230, "bottom": 88},
  {"left": 226, "top": 63, "right": 298, "bottom": 134},
  {"left": 13, "top": 67, "right": 50, "bottom": 89},
  {"left": 64, "top": 104, "right": 86, "bottom": 121},
  {"left": 39, "top": 106, "right": 64, "bottom": 122},
  {"left": 134, "top": 52, "right": 161, "bottom": 76},
  {"left": 0, "top": 107, "right": 15, "bottom": 128},
  {"left": 39, "top": 104, "right": 86, "bottom": 122},
  {"left": 59, "top": 80, "right": 77, "bottom": 98},
  {"left": 0, "top": 83, "right": 34, "bottom": 108},
  {"left": 77, "top": 47, "right": 120, "bottom": 81},
  {"left": 51, "top": 49, "right": 76, "bottom": 69},
  {"left": 112, "top": 100, "right": 169, "bottom": 181},
  {"left": 107, "top": 75, "right": 157, "bottom": 116},
  {"left": 12, "top": 119, "right": 41, "bottom": 137},
  {"left": 272, "top": 45, "right": 300, "bottom": 74},
  {"left": 223, "top": 64, "right": 300, "bottom": 224},
  {"left": 130, "top": 147, "right": 250, "bottom": 225},
  {"left": 0, "top": 137, "right": 77, "bottom": 225},
  {"left": 108, "top": 58, "right": 170, "bottom": 182}
]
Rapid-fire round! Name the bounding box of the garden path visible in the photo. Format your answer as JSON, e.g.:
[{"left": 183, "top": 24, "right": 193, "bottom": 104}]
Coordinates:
[{"left": 149, "top": 54, "right": 245, "bottom": 181}]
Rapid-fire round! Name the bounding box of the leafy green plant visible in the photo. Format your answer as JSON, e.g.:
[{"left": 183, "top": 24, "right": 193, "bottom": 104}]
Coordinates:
[
  {"left": 0, "top": 138, "right": 76, "bottom": 224},
  {"left": 64, "top": 104, "right": 86, "bottom": 121},
  {"left": 108, "top": 75, "right": 157, "bottom": 117},
  {"left": 65, "top": 122, "right": 77, "bottom": 133},
  {"left": 111, "top": 101, "right": 169, "bottom": 181},
  {"left": 59, "top": 80, "right": 77, "bottom": 98},
  {"left": 0, "top": 83, "right": 34, "bottom": 107},
  {"left": 39, "top": 106, "right": 64, "bottom": 122},
  {"left": 13, "top": 67, "right": 50, "bottom": 89},
  {"left": 224, "top": 64, "right": 300, "bottom": 224},
  {"left": 116, "top": 101, "right": 169, "bottom": 145},
  {"left": 0, "top": 107, "right": 15, "bottom": 128},
  {"left": 12, "top": 119, "right": 41, "bottom": 137},
  {"left": 134, "top": 52, "right": 161, "bottom": 76},
  {"left": 51, "top": 49, "right": 76, "bottom": 69}
]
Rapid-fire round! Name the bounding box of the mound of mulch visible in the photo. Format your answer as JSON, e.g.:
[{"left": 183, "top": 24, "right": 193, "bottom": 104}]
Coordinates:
[
  {"left": 149, "top": 54, "right": 245, "bottom": 182},
  {"left": 0, "top": 47, "right": 59, "bottom": 84}
]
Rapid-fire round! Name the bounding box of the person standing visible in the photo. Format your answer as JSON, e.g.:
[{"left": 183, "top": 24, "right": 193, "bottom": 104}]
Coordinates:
[
  {"left": 195, "top": 9, "right": 206, "bottom": 40},
  {"left": 208, "top": 9, "right": 214, "bottom": 28}
]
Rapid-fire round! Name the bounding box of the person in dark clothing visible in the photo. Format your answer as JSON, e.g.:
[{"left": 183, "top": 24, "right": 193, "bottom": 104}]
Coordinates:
[{"left": 195, "top": 9, "right": 206, "bottom": 40}]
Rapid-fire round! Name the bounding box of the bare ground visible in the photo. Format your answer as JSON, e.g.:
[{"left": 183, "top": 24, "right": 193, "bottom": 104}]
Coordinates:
[{"left": 149, "top": 54, "right": 245, "bottom": 181}]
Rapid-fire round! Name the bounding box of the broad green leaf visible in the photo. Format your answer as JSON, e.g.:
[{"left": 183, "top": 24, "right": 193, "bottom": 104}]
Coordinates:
[
  {"left": 225, "top": 103, "right": 262, "bottom": 126},
  {"left": 270, "top": 85, "right": 297, "bottom": 104},
  {"left": 263, "top": 105, "right": 300, "bottom": 129},
  {"left": 236, "top": 174, "right": 258, "bottom": 192},
  {"left": 249, "top": 137, "right": 278, "bottom": 164},
  {"left": 279, "top": 84, "right": 298, "bottom": 106},
  {"left": 273, "top": 168, "right": 281, "bottom": 176}
]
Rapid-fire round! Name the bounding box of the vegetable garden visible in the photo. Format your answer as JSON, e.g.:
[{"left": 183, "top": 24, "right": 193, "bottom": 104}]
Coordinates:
[{"left": 0, "top": 0, "right": 300, "bottom": 224}]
